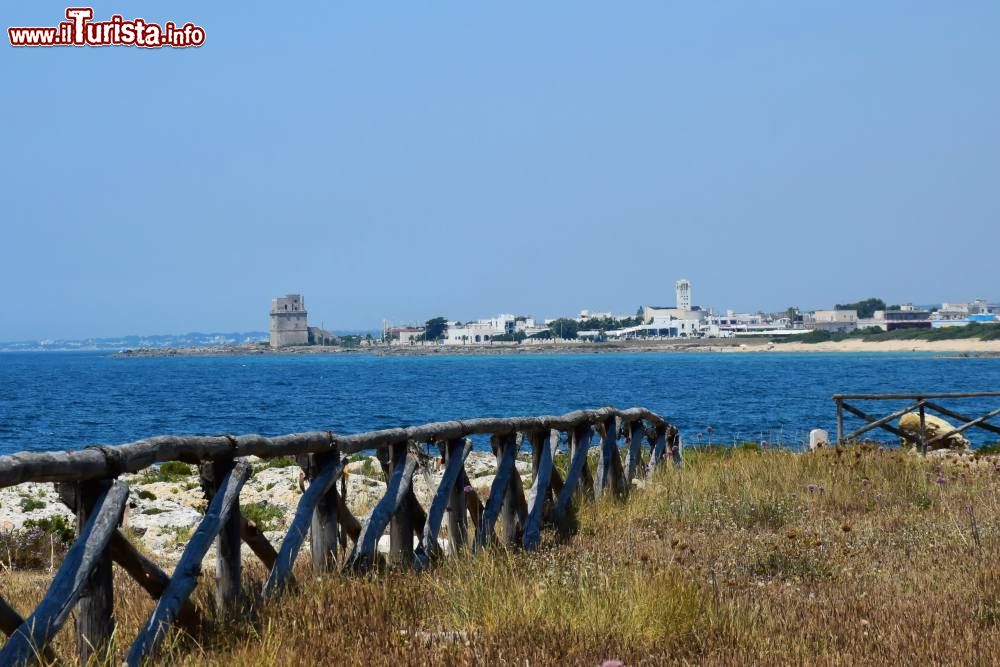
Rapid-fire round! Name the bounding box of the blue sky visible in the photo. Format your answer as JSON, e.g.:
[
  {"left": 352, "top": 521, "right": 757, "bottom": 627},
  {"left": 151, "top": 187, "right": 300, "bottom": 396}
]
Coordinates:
[{"left": 2, "top": 2, "right": 998, "bottom": 340}]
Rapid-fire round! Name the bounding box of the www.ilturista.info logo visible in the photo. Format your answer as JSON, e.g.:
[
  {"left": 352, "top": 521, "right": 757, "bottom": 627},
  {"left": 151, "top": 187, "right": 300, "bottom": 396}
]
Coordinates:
[{"left": 8, "top": 8, "right": 205, "bottom": 48}]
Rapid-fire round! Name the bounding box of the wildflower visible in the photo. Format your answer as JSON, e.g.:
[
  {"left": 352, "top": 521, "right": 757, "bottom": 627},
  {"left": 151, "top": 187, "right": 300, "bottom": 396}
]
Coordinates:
[
  {"left": 861, "top": 478, "right": 871, "bottom": 487},
  {"left": 935, "top": 476, "right": 947, "bottom": 485}
]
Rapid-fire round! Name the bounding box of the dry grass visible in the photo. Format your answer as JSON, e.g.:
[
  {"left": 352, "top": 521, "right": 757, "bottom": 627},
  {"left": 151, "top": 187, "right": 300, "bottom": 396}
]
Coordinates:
[{"left": 4, "top": 446, "right": 1000, "bottom": 665}]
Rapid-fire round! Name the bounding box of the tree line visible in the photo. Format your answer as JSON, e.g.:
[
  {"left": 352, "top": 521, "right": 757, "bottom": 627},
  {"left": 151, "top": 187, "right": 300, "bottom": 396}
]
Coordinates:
[{"left": 413, "top": 314, "right": 645, "bottom": 342}]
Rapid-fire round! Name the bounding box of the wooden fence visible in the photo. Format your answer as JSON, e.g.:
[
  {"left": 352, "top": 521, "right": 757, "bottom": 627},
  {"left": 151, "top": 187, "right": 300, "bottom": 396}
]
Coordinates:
[
  {"left": 834, "top": 392, "right": 1000, "bottom": 452},
  {"left": 0, "top": 406, "right": 678, "bottom": 666}
]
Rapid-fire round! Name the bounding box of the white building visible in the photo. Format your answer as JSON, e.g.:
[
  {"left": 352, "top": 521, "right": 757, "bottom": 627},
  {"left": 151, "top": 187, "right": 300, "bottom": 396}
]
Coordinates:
[
  {"left": 640, "top": 279, "right": 702, "bottom": 327},
  {"left": 443, "top": 314, "right": 547, "bottom": 344},
  {"left": 706, "top": 310, "right": 756, "bottom": 335},
  {"left": 806, "top": 309, "right": 859, "bottom": 333},
  {"left": 605, "top": 315, "right": 703, "bottom": 339},
  {"left": 642, "top": 305, "right": 706, "bottom": 325},
  {"left": 386, "top": 326, "right": 425, "bottom": 345}
]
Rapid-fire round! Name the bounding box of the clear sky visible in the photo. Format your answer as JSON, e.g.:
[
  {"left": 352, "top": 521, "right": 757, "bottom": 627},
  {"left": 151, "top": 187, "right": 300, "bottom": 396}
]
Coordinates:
[{"left": 2, "top": 2, "right": 998, "bottom": 340}]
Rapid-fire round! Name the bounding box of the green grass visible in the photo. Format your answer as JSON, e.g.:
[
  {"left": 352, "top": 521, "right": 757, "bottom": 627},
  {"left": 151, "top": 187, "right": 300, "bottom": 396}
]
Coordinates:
[
  {"left": 241, "top": 500, "right": 285, "bottom": 531},
  {"left": 778, "top": 322, "right": 1000, "bottom": 344},
  {"left": 140, "top": 460, "right": 194, "bottom": 484},
  {"left": 252, "top": 456, "right": 298, "bottom": 473},
  {"left": 22, "top": 515, "right": 75, "bottom": 543},
  {"left": 19, "top": 495, "right": 46, "bottom": 512}
]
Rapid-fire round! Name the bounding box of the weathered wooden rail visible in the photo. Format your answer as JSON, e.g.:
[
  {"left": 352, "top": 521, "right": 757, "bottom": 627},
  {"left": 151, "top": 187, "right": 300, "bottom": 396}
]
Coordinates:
[
  {"left": 834, "top": 392, "right": 1000, "bottom": 453},
  {"left": 0, "top": 406, "right": 679, "bottom": 666}
]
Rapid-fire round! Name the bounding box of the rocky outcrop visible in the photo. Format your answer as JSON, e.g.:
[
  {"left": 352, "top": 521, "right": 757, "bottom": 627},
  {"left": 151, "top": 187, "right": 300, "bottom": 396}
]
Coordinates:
[
  {"left": 898, "top": 412, "right": 971, "bottom": 451},
  {"left": 1, "top": 452, "right": 531, "bottom": 564}
]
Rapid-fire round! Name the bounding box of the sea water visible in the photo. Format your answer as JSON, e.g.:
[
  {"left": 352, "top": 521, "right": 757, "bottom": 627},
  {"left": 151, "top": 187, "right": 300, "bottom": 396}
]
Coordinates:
[{"left": 1, "top": 351, "right": 999, "bottom": 455}]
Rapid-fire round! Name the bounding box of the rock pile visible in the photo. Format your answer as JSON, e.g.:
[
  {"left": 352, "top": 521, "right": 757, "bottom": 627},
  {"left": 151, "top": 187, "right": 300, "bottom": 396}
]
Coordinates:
[{"left": 1, "top": 451, "right": 530, "bottom": 564}]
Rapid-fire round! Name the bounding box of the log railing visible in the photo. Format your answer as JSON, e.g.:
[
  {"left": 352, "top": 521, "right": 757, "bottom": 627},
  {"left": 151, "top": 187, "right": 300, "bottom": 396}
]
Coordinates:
[
  {"left": 0, "top": 406, "right": 679, "bottom": 666},
  {"left": 833, "top": 392, "right": 1000, "bottom": 453}
]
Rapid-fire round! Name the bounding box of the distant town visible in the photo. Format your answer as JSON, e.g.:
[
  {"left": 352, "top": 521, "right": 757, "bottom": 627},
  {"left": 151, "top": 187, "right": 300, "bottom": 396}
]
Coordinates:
[
  {"left": 269, "top": 281, "right": 1000, "bottom": 349},
  {"left": 2, "top": 282, "right": 996, "bottom": 353}
]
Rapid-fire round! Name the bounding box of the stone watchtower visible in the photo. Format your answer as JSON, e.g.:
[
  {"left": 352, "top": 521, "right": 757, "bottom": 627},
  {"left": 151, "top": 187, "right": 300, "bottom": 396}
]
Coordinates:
[{"left": 270, "top": 294, "right": 309, "bottom": 347}]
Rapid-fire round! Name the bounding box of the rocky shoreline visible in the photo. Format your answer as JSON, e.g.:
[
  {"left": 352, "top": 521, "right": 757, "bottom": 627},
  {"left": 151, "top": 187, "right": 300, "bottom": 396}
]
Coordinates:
[
  {"left": 114, "top": 339, "right": 748, "bottom": 359},
  {"left": 112, "top": 337, "right": 1000, "bottom": 359},
  {"left": 114, "top": 344, "right": 368, "bottom": 358},
  {"left": 0, "top": 451, "right": 533, "bottom": 566}
]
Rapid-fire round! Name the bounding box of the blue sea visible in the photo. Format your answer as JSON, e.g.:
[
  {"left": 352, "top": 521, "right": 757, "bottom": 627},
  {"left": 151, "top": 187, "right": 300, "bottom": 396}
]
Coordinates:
[{"left": 1, "top": 351, "right": 999, "bottom": 456}]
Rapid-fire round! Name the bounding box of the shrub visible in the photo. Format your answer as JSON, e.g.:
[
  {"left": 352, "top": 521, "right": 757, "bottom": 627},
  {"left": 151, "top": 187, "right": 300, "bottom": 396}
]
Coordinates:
[
  {"left": 254, "top": 456, "right": 298, "bottom": 472},
  {"left": 166, "top": 524, "right": 194, "bottom": 545},
  {"left": 744, "top": 538, "right": 830, "bottom": 581},
  {"left": 24, "top": 515, "right": 75, "bottom": 543},
  {"left": 19, "top": 496, "right": 46, "bottom": 512},
  {"left": 0, "top": 516, "right": 76, "bottom": 569},
  {"left": 141, "top": 461, "right": 193, "bottom": 483},
  {"left": 242, "top": 500, "right": 285, "bottom": 531}
]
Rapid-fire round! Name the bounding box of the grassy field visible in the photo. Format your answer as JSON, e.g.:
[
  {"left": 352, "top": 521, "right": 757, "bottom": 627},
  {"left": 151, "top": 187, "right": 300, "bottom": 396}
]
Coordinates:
[{"left": 4, "top": 445, "right": 1000, "bottom": 665}]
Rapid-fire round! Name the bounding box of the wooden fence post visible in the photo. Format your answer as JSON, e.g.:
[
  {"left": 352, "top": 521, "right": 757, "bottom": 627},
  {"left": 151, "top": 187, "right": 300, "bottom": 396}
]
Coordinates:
[
  {"left": 670, "top": 427, "right": 682, "bottom": 468},
  {"left": 0, "top": 595, "right": 27, "bottom": 641},
  {"left": 497, "top": 434, "right": 521, "bottom": 545},
  {"left": 443, "top": 439, "right": 469, "bottom": 556},
  {"left": 55, "top": 482, "right": 203, "bottom": 634},
  {"left": 1, "top": 481, "right": 129, "bottom": 667},
  {"left": 530, "top": 431, "right": 544, "bottom": 483},
  {"left": 554, "top": 423, "right": 594, "bottom": 526},
  {"left": 388, "top": 442, "right": 414, "bottom": 567},
  {"left": 264, "top": 455, "right": 346, "bottom": 598},
  {"left": 128, "top": 462, "right": 250, "bottom": 667},
  {"left": 595, "top": 416, "right": 625, "bottom": 499},
  {"left": 836, "top": 397, "right": 844, "bottom": 445},
  {"left": 523, "top": 430, "right": 556, "bottom": 551},
  {"left": 918, "top": 400, "right": 927, "bottom": 455},
  {"left": 201, "top": 457, "right": 243, "bottom": 617},
  {"left": 625, "top": 420, "right": 644, "bottom": 482},
  {"left": 648, "top": 425, "right": 667, "bottom": 476},
  {"left": 76, "top": 478, "right": 115, "bottom": 664},
  {"left": 416, "top": 438, "right": 471, "bottom": 567},
  {"left": 310, "top": 449, "right": 340, "bottom": 571},
  {"left": 476, "top": 433, "right": 518, "bottom": 551}
]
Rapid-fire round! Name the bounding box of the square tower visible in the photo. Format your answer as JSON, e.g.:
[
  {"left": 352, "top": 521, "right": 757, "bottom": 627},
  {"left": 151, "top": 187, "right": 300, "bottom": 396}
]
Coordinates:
[
  {"left": 270, "top": 294, "right": 309, "bottom": 347},
  {"left": 675, "top": 279, "right": 691, "bottom": 311}
]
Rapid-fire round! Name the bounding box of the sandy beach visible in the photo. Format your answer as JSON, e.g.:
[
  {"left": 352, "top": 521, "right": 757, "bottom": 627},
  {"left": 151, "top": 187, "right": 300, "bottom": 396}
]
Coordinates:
[{"left": 762, "top": 338, "right": 1000, "bottom": 355}]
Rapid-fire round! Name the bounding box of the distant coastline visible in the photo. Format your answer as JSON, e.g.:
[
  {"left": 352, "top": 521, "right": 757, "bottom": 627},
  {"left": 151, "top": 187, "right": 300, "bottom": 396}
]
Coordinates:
[{"left": 112, "top": 337, "right": 1000, "bottom": 358}]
